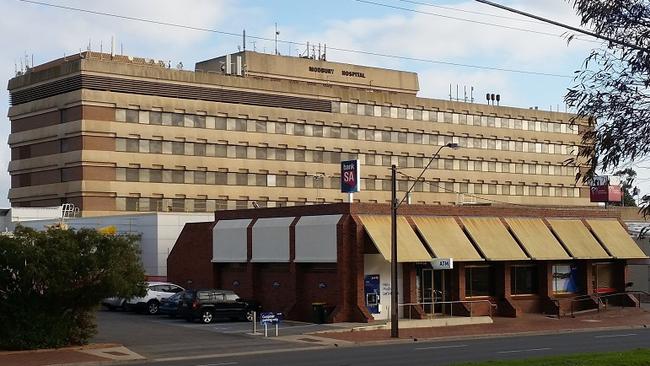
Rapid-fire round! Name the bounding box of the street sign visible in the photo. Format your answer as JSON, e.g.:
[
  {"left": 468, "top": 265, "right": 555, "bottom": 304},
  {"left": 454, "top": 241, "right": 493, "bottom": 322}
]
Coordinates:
[
  {"left": 260, "top": 312, "right": 282, "bottom": 325},
  {"left": 341, "top": 160, "right": 361, "bottom": 193},
  {"left": 432, "top": 258, "right": 453, "bottom": 270}
]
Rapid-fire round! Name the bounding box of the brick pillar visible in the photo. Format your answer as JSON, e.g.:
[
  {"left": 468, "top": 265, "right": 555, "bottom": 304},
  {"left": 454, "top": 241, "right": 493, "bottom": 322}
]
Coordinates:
[
  {"left": 402, "top": 263, "right": 425, "bottom": 319},
  {"left": 457, "top": 262, "right": 466, "bottom": 300},
  {"left": 332, "top": 215, "right": 372, "bottom": 323},
  {"left": 284, "top": 218, "right": 300, "bottom": 317},
  {"left": 584, "top": 261, "right": 594, "bottom": 294},
  {"left": 503, "top": 263, "right": 512, "bottom": 298},
  {"left": 243, "top": 219, "right": 257, "bottom": 300},
  {"left": 539, "top": 262, "right": 556, "bottom": 315}
]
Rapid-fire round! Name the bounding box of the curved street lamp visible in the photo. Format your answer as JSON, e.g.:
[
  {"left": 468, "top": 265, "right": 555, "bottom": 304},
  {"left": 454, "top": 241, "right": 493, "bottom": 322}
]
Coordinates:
[{"left": 390, "top": 142, "right": 460, "bottom": 338}]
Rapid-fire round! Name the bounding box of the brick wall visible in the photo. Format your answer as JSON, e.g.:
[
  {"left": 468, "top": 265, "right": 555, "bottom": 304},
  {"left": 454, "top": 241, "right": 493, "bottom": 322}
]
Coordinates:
[{"left": 167, "top": 221, "right": 215, "bottom": 289}]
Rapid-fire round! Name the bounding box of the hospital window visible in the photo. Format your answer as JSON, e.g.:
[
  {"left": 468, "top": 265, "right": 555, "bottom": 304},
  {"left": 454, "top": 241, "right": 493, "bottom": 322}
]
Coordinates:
[
  {"left": 511, "top": 265, "right": 539, "bottom": 295},
  {"left": 465, "top": 266, "right": 495, "bottom": 297},
  {"left": 215, "top": 117, "right": 227, "bottom": 130}
]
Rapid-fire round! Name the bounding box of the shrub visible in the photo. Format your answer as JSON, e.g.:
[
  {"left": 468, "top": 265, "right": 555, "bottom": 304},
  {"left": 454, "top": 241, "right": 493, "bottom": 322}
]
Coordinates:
[{"left": 0, "top": 226, "right": 146, "bottom": 350}]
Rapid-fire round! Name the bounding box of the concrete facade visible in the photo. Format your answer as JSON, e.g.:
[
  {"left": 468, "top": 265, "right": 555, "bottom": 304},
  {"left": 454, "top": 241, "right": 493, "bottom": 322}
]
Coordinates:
[{"left": 7, "top": 51, "right": 591, "bottom": 216}]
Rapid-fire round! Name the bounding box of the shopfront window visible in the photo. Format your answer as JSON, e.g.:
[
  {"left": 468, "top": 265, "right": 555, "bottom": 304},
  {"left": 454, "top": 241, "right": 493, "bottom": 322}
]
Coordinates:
[
  {"left": 552, "top": 264, "right": 580, "bottom": 294},
  {"left": 593, "top": 263, "right": 615, "bottom": 294},
  {"left": 511, "top": 265, "right": 538, "bottom": 295},
  {"left": 465, "top": 266, "right": 494, "bottom": 297}
]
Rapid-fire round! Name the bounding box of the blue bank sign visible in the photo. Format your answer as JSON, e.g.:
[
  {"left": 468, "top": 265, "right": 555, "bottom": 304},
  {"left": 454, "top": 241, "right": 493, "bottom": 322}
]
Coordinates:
[{"left": 341, "top": 160, "right": 361, "bottom": 193}]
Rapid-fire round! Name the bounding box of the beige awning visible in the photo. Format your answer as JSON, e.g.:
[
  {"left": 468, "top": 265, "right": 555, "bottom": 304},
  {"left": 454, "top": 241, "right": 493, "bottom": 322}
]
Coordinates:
[
  {"left": 460, "top": 217, "right": 528, "bottom": 261},
  {"left": 357, "top": 215, "right": 431, "bottom": 262},
  {"left": 411, "top": 216, "right": 483, "bottom": 261},
  {"left": 547, "top": 219, "right": 610, "bottom": 259},
  {"left": 505, "top": 218, "right": 571, "bottom": 260},
  {"left": 586, "top": 219, "right": 648, "bottom": 259}
]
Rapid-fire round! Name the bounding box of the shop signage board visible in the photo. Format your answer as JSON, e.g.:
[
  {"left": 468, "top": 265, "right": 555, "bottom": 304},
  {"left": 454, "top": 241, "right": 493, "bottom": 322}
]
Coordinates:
[
  {"left": 340, "top": 160, "right": 361, "bottom": 193},
  {"left": 432, "top": 258, "right": 453, "bottom": 270}
]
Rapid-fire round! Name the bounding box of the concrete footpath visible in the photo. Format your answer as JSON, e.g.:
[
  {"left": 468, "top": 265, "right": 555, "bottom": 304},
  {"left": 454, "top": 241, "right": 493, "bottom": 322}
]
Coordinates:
[
  {"left": 0, "top": 343, "right": 144, "bottom": 366},
  {"left": 2, "top": 307, "right": 649, "bottom": 366}
]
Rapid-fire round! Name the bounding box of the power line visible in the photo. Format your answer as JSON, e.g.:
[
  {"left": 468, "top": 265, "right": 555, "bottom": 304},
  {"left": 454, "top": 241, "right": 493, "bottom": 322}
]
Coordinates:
[
  {"left": 355, "top": 0, "right": 601, "bottom": 44},
  {"left": 395, "top": 170, "right": 532, "bottom": 207},
  {"left": 475, "top": 0, "right": 650, "bottom": 53},
  {"left": 397, "top": 0, "right": 545, "bottom": 24},
  {"left": 19, "top": 0, "right": 572, "bottom": 79}
]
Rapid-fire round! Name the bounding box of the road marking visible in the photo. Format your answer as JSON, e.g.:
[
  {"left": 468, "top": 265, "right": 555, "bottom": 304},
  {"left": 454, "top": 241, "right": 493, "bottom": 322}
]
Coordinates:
[
  {"left": 195, "top": 363, "right": 237, "bottom": 366},
  {"left": 497, "top": 348, "right": 551, "bottom": 354},
  {"left": 594, "top": 333, "right": 637, "bottom": 339},
  {"left": 415, "top": 344, "right": 468, "bottom": 351}
]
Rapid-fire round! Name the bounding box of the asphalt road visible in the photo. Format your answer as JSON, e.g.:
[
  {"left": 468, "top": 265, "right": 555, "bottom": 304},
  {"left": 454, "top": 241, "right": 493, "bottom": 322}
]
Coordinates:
[{"left": 130, "top": 328, "right": 650, "bottom": 366}]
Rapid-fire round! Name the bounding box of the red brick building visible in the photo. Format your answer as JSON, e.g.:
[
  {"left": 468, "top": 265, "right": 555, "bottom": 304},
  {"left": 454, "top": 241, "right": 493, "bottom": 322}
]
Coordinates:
[{"left": 167, "top": 203, "right": 646, "bottom": 323}]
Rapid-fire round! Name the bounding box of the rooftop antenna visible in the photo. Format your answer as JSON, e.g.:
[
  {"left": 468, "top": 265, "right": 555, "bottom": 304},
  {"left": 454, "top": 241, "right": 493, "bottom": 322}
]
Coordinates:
[
  {"left": 323, "top": 44, "right": 327, "bottom": 61},
  {"left": 274, "top": 23, "right": 279, "bottom": 55},
  {"left": 449, "top": 84, "right": 453, "bottom": 101},
  {"left": 110, "top": 35, "right": 115, "bottom": 58},
  {"left": 464, "top": 85, "right": 468, "bottom": 102},
  {"left": 318, "top": 43, "right": 321, "bottom": 60},
  {"left": 456, "top": 84, "right": 459, "bottom": 101},
  {"left": 87, "top": 38, "right": 91, "bottom": 52},
  {"left": 120, "top": 43, "right": 123, "bottom": 56},
  {"left": 252, "top": 40, "right": 257, "bottom": 52},
  {"left": 100, "top": 40, "right": 103, "bottom": 59},
  {"left": 243, "top": 29, "right": 246, "bottom": 51},
  {"left": 471, "top": 86, "right": 474, "bottom": 103}
]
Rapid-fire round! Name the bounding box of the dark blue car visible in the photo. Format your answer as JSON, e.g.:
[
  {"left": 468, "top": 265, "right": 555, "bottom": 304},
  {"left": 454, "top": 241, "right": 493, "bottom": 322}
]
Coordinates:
[{"left": 159, "top": 291, "right": 185, "bottom": 317}]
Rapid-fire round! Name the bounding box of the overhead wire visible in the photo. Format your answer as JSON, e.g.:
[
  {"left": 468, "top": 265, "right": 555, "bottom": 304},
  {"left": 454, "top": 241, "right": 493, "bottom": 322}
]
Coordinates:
[
  {"left": 397, "top": 0, "right": 546, "bottom": 24},
  {"left": 355, "top": 0, "right": 602, "bottom": 44},
  {"left": 18, "top": 0, "right": 572, "bottom": 79},
  {"left": 395, "top": 170, "right": 533, "bottom": 207}
]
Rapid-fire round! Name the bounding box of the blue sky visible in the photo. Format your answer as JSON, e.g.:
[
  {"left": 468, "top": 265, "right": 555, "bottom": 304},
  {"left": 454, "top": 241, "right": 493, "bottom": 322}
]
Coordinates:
[{"left": 1, "top": 0, "right": 648, "bottom": 206}]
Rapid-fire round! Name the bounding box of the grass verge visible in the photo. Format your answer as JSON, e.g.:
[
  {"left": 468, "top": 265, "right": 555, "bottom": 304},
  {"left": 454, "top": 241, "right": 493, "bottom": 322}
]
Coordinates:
[{"left": 455, "top": 348, "right": 650, "bottom": 366}]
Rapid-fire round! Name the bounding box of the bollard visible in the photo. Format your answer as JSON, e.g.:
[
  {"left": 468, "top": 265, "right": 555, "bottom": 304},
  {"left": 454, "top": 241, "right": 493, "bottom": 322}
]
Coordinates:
[{"left": 252, "top": 311, "right": 258, "bottom": 335}]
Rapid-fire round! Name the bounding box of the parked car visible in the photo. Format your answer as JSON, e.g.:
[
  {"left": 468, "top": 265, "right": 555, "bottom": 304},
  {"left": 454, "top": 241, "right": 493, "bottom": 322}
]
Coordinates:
[
  {"left": 126, "top": 282, "right": 184, "bottom": 315},
  {"left": 101, "top": 296, "right": 127, "bottom": 311},
  {"left": 159, "top": 291, "right": 185, "bottom": 317},
  {"left": 179, "top": 289, "right": 262, "bottom": 324}
]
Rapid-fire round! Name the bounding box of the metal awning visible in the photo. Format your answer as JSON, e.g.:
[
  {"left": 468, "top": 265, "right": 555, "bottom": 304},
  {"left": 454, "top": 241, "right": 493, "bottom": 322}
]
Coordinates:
[
  {"left": 460, "top": 217, "right": 528, "bottom": 261},
  {"left": 411, "top": 216, "right": 483, "bottom": 261},
  {"left": 294, "top": 214, "right": 341, "bottom": 262},
  {"left": 547, "top": 219, "right": 611, "bottom": 259},
  {"left": 586, "top": 219, "right": 648, "bottom": 259},
  {"left": 357, "top": 215, "right": 431, "bottom": 262},
  {"left": 505, "top": 218, "right": 571, "bottom": 260},
  {"left": 212, "top": 218, "right": 251, "bottom": 263},
  {"left": 251, "top": 217, "right": 294, "bottom": 262}
]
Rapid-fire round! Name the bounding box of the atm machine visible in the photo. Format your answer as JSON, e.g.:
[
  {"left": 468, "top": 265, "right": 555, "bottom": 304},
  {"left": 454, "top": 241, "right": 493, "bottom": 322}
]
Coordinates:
[{"left": 364, "top": 274, "right": 380, "bottom": 314}]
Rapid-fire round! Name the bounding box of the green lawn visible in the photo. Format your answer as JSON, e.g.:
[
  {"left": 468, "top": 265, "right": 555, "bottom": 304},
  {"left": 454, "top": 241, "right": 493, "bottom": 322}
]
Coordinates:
[{"left": 455, "top": 349, "right": 650, "bottom": 366}]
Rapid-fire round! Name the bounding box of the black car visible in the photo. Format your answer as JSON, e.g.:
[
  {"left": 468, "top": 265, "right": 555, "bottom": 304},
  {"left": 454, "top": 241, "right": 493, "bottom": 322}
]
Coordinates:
[
  {"left": 159, "top": 291, "right": 185, "bottom": 317},
  {"left": 179, "top": 289, "right": 262, "bottom": 324}
]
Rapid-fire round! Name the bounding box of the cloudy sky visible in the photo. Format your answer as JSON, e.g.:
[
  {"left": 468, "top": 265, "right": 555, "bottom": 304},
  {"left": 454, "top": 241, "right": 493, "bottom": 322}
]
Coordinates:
[{"left": 1, "top": 0, "right": 648, "bottom": 207}]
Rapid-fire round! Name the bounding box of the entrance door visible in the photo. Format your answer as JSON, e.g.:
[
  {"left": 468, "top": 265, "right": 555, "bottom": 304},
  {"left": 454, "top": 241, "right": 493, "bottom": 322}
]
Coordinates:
[
  {"left": 421, "top": 268, "right": 434, "bottom": 313},
  {"left": 433, "top": 270, "right": 449, "bottom": 314}
]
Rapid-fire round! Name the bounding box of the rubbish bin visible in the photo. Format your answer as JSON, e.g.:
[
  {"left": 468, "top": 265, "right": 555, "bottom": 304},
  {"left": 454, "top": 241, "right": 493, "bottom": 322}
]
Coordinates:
[{"left": 312, "top": 302, "right": 327, "bottom": 324}]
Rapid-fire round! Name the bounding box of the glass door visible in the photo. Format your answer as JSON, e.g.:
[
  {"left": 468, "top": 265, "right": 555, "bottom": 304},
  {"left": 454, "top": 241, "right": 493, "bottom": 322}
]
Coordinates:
[
  {"left": 433, "top": 270, "right": 450, "bottom": 314},
  {"left": 421, "top": 268, "right": 434, "bottom": 313}
]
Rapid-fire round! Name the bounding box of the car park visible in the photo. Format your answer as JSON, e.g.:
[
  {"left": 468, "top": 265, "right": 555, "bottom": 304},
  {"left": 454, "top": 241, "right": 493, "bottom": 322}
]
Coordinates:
[
  {"left": 159, "top": 291, "right": 185, "bottom": 317},
  {"left": 179, "top": 289, "right": 262, "bottom": 324},
  {"left": 126, "top": 282, "right": 184, "bottom": 315}
]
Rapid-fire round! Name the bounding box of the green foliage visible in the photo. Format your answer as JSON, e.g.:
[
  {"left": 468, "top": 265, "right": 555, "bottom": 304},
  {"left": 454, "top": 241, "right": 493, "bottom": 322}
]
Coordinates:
[
  {"left": 0, "top": 226, "right": 146, "bottom": 350},
  {"left": 565, "top": 0, "right": 650, "bottom": 216},
  {"left": 456, "top": 348, "right": 650, "bottom": 366}
]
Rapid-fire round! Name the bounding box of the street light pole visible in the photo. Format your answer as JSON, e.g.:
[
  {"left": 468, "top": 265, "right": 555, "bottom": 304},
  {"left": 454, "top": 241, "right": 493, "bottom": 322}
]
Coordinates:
[
  {"left": 390, "top": 164, "right": 398, "bottom": 338},
  {"left": 390, "top": 142, "right": 460, "bottom": 338}
]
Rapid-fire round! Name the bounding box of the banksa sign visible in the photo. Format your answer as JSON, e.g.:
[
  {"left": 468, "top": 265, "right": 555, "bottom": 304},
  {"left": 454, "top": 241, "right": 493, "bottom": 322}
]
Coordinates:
[{"left": 340, "top": 160, "right": 361, "bottom": 193}]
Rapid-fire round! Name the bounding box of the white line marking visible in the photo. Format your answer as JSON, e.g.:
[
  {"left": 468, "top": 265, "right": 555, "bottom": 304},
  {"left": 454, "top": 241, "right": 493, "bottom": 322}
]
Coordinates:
[
  {"left": 497, "top": 347, "right": 551, "bottom": 354},
  {"left": 415, "top": 344, "right": 468, "bottom": 351},
  {"left": 195, "top": 362, "right": 237, "bottom": 366},
  {"left": 594, "top": 333, "right": 637, "bottom": 339}
]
